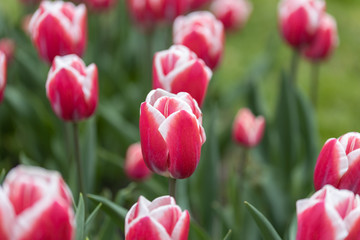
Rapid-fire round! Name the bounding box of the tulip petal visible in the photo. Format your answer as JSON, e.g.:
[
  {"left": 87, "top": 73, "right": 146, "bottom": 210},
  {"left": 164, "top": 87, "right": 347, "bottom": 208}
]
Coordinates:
[
  {"left": 150, "top": 206, "right": 182, "bottom": 236},
  {"left": 171, "top": 210, "right": 190, "bottom": 240},
  {"left": 125, "top": 196, "right": 151, "bottom": 234},
  {"left": 126, "top": 216, "right": 171, "bottom": 240},
  {"left": 148, "top": 196, "right": 176, "bottom": 212},
  {"left": 338, "top": 150, "right": 360, "bottom": 195},
  {"left": 345, "top": 207, "right": 360, "bottom": 240},
  {"left": 0, "top": 188, "right": 14, "bottom": 240}
]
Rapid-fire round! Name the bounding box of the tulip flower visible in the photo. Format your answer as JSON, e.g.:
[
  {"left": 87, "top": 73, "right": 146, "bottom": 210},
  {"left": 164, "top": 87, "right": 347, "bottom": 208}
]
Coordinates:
[
  {"left": 210, "top": 0, "right": 252, "bottom": 31},
  {"left": 232, "top": 108, "right": 265, "bottom": 148},
  {"left": 28, "top": 1, "right": 87, "bottom": 63},
  {"left": 125, "top": 195, "right": 190, "bottom": 240},
  {"left": 139, "top": 89, "right": 206, "bottom": 179},
  {"left": 314, "top": 132, "right": 360, "bottom": 195},
  {"left": 0, "top": 165, "right": 75, "bottom": 240},
  {"left": 125, "top": 143, "right": 152, "bottom": 181},
  {"left": 153, "top": 45, "right": 212, "bottom": 106},
  {"left": 85, "top": 0, "right": 117, "bottom": 11},
  {"left": 0, "top": 52, "right": 6, "bottom": 104},
  {"left": 173, "top": 11, "right": 225, "bottom": 70},
  {"left": 296, "top": 185, "right": 360, "bottom": 240},
  {"left": 0, "top": 38, "right": 15, "bottom": 63}
]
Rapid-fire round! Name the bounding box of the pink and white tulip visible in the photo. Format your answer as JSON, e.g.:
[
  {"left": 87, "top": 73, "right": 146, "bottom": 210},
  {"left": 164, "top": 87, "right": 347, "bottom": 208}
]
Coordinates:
[
  {"left": 153, "top": 45, "right": 212, "bottom": 106},
  {"left": 232, "top": 108, "right": 265, "bottom": 148},
  {"left": 28, "top": 1, "right": 87, "bottom": 63},
  {"left": 46, "top": 54, "right": 98, "bottom": 122},
  {"left": 125, "top": 195, "right": 190, "bottom": 240},
  {"left": 139, "top": 89, "right": 206, "bottom": 179},
  {"left": 0, "top": 52, "right": 6, "bottom": 103},
  {"left": 296, "top": 185, "right": 360, "bottom": 240},
  {"left": 125, "top": 143, "right": 152, "bottom": 181},
  {"left": 314, "top": 132, "right": 360, "bottom": 195},
  {"left": 0, "top": 38, "right": 15, "bottom": 63},
  {"left": 173, "top": 11, "right": 225, "bottom": 70}
]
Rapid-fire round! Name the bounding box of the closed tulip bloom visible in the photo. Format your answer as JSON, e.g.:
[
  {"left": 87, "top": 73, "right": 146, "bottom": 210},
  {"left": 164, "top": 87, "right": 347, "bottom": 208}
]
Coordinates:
[
  {"left": 139, "top": 89, "right": 206, "bottom": 179},
  {"left": 232, "top": 108, "right": 265, "bottom": 148},
  {"left": 28, "top": 1, "right": 87, "bottom": 63},
  {"left": 0, "top": 52, "right": 6, "bottom": 103},
  {"left": 278, "top": 0, "right": 325, "bottom": 49},
  {"left": 173, "top": 11, "right": 225, "bottom": 70},
  {"left": 125, "top": 143, "right": 152, "bottom": 181},
  {"left": 314, "top": 132, "right": 360, "bottom": 195},
  {"left": 153, "top": 45, "right": 212, "bottom": 106},
  {"left": 303, "top": 13, "right": 338, "bottom": 61},
  {"left": 211, "top": 0, "right": 252, "bottom": 31},
  {"left": 0, "top": 38, "right": 15, "bottom": 63},
  {"left": 46, "top": 54, "right": 98, "bottom": 122},
  {"left": 125, "top": 195, "right": 190, "bottom": 240},
  {"left": 296, "top": 185, "right": 360, "bottom": 240}
]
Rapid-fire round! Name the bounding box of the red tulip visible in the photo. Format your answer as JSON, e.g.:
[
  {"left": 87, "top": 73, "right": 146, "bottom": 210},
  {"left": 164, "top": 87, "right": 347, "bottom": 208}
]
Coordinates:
[
  {"left": 173, "top": 11, "right": 225, "bottom": 70},
  {"left": 296, "top": 185, "right": 360, "bottom": 240},
  {"left": 0, "top": 165, "right": 75, "bottom": 240},
  {"left": 211, "top": 0, "right": 252, "bottom": 31},
  {"left": 85, "top": 0, "right": 117, "bottom": 11},
  {"left": 139, "top": 89, "right": 206, "bottom": 179},
  {"left": 232, "top": 108, "right": 265, "bottom": 148},
  {"left": 303, "top": 13, "right": 338, "bottom": 61},
  {"left": 153, "top": 45, "right": 212, "bottom": 106},
  {"left": 125, "top": 143, "right": 152, "bottom": 181},
  {"left": 278, "top": 0, "right": 325, "bottom": 49},
  {"left": 0, "top": 38, "right": 15, "bottom": 63},
  {"left": 0, "top": 52, "right": 6, "bottom": 103},
  {"left": 28, "top": 1, "right": 87, "bottom": 63},
  {"left": 125, "top": 195, "right": 190, "bottom": 240},
  {"left": 46, "top": 54, "right": 98, "bottom": 122}
]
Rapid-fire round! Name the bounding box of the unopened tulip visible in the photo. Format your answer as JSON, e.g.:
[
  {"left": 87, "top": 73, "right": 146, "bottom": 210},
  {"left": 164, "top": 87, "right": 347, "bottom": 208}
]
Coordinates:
[
  {"left": 125, "top": 143, "right": 152, "bottom": 181},
  {"left": 139, "top": 89, "right": 206, "bottom": 179},
  {"left": 303, "top": 13, "right": 338, "bottom": 61},
  {"left": 153, "top": 45, "right": 212, "bottom": 106},
  {"left": 173, "top": 11, "right": 225, "bottom": 70},
  {"left": 28, "top": 1, "right": 87, "bottom": 63},
  {"left": 0, "top": 52, "right": 6, "bottom": 103},
  {"left": 211, "top": 0, "right": 252, "bottom": 31},
  {"left": 314, "top": 132, "right": 360, "bottom": 195},
  {"left": 86, "top": 0, "right": 117, "bottom": 11},
  {"left": 0, "top": 38, "right": 15, "bottom": 63},
  {"left": 278, "top": 0, "right": 325, "bottom": 49},
  {"left": 296, "top": 185, "right": 360, "bottom": 240},
  {"left": 46, "top": 54, "right": 98, "bottom": 122},
  {"left": 125, "top": 195, "right": 190, "bottom": 240},
  {"left": 232, "top": 108, "right": 265, "bottom": 148}
]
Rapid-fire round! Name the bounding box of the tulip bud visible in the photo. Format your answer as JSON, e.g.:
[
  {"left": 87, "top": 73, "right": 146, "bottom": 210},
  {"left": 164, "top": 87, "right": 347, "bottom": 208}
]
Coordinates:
[
  {"left": 173, "top": 11, "right": 225, "bottom": 70},
  {"left": 139, "top": 89, "right": 206, "bottom": 179},
  {"left": 0, "top": 38, "right": 15, "bottom": 63},
  {"left": 232, "top": 108, "right": 265, "bottom": 148},
  {"left": 211, "top": 0, "right": 252, "bottom": 31},
  {"left": 85, "top": 0, "right": 117, "bottom": 11},
  {"left": 28, "top": 1, "right": 87, "bottom": 63},
  {"left": 153, "top": 45, "right": 212, "bottom": 106},
  {"left": 0, "top": 52, "right": 6, "bottom": 104},
  {"left": 278, "top": 0, "right": 325, "bottom": 49},
  {"left": 125, "top": 143, "right": 152, "bottom": 181},
  {"left": 46, "top": 54, "right": 98, "bottom": 122},
  {"left": 125, "top": 195, "right": 190, "bottom": 240},
  {"left": 296, "top": 185, "right": 360, "bottom": 240}
]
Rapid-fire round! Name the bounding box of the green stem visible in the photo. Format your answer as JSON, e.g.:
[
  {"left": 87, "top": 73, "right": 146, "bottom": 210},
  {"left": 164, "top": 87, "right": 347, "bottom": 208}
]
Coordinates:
[
  {"left": 290, "top": 50, "right": 300, "bottom": 85},
  {"left": 168, "top": 178, "right": 177, "bottom": 199},
  {"left": 310, "top": 62, "right": 320, "bottom": 108},
  {"left": 73, "top": 122, "right": 85, "bottom": 196},
  {"left": 64, "top": 122, "right": 72, "bottom": 178}
]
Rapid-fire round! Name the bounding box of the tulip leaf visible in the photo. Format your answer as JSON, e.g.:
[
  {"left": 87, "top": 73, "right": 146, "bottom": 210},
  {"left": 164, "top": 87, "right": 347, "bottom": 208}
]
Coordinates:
[
  {"left": 86, "top": 203, "right": 102, "bottom": 228},
  {"left": 0, "top": 169, "right": 6, "bottom": 184},
  {"left": 82, "top": 117, "right": 97, "bottom": 194},
  {"left": 244, "top": 201, "right": 282, "bottom": 240},
  {"left": 223, "top": 230, "right": 232, "bottom": 240},
  {"left": 76, "top": 194, "right": 85, "bottom": 240},
  {"left": 189, "top": 220, "right": 212, "bottom": 240}
]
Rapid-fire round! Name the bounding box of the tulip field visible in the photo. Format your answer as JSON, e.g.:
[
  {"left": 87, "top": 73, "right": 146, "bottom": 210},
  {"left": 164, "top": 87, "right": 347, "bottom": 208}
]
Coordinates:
[{"left": 0, "top": 0, "right": 360, "bottom": 239}]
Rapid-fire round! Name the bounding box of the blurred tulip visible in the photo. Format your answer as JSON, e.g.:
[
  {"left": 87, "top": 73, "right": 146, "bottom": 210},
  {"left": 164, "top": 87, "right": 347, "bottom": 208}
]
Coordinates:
[
  {"left": 125, "top": 143, "right": 152, "bottom": 181},
  {"left": 28, "top": 1, "right": 87, "bottom": 63},
  {"left": 85, "top": 0, "right": 117, "bottom": 11},
  {"left": 314, "top": 132, "right": 360, "bottom": 195},
  {"left": 296, "top": 185, "right": 360, "bottom": 240},
  {"left": 173, "top": 11, "right": 225, "bottom": 70},
  {"left": 153, "top": 45, "right": 212, "bottom": 106},
  {"left": 0, "top": 52, "right": 6, "bottom": 103},
  {"left": 125, "top": 195, "right": 190, "bottom": 240},
  {"left": 0, "top": 38, "right": 15, "bottom": 63},
  {"left": 139, "top": 89, "right": 206, "bottom": 179},
  {"left": 46, "top": 54, "right": 98, "bottom": 122},
  {"left": 189, "top": 0, "right": 210, "bottom": 10},
  {"left": 232, "top": 108, "right": 265, "bottom": 148},
  {"left": 303, "top": 13, "right": 338, "bottom": 61},
  {"left": 211, "top": 0, "right": 252, "bottom": 31},
  {"left": 0, "top": 165, "right": 75, "bottom": 240},
  {"left": 278, "top": 0, "right": 325, "bottom": 49}
]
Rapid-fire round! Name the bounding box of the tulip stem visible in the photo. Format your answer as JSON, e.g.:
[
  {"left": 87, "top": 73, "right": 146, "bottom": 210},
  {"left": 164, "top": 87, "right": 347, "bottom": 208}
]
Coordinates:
[
  {"left": 290, "top": 50, "right": 300, "bottom": 84},
  {"left": 169, "top": 178, "right": 176, "bottom": 199},
  {"left": 310, "top": 62, "right": 320, "bottom": 108},
  {"left": 73, "top": 122, "right": 85, "bottom": 197}
]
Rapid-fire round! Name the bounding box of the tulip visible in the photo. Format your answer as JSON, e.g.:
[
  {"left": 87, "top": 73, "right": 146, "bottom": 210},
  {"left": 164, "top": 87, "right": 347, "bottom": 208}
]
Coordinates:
[
  {"left": 0, "top": 38, "right": 15, "bottom": 63},
  {"left": 278, "top": 0, "right": 325, "bottom": 49},
  {"left": 153, "top": 45, "right": 212, "bottom": 106},
  {"left": 125, "top": 143, "right": 152, "bottom": 181},
  {"left": 173, "top": 11, "right": 225, "bottom": 70},
  {"left": 46, "top": 54, "right": 98, "bottom": 122},
  {"left": 28, "top": 1, "right": 87, "bottom": 63},
  {"left": 210, "top": 0, "right": 252, "bottom": 31},
  {"left": 232, "top": 108, "right": 265, "bottom": 148},
  {"left": 0, "top": 165, "right": 75, "bottom": 240},
  {"left": 139, "top": 89, "right": 206, "bottom": 179},
  {"left": 296, "top": 185, "right": 360, "bottom": 240},
  {"left": 314, "top": 132, "right": 360, "bottom": 195},
  {"left": 85, "top": 0, "right": 117, "bottom": 11},
  {"left": 0, "top": 52, "right": 6, "bottom": 104},
  {"left": 125, "top": 195, "right": 190, "bottom": 240}
]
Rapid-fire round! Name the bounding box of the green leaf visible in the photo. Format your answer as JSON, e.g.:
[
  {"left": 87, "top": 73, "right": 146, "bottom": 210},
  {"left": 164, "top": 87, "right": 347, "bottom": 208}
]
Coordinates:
[
  {"left": 223, "top": 230, "right": 232, "bottom": 240},
  {"left": 189, "top": 220, "right": 212, "bottom": 240},
  {"left": 82, "top": 117, "right": 97, "bottom": 193},
  {"left": 75, "top": 194, "right": 85, "bottom": 240},
  {"left": 244, "top": 201, "right": 282, "bottom": 240},
  {"left": 86, "top": 203, "right": 102, "bottom": 228},
  {"left": 0, "top": 169, "right": 6, "bottom": 184}
]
